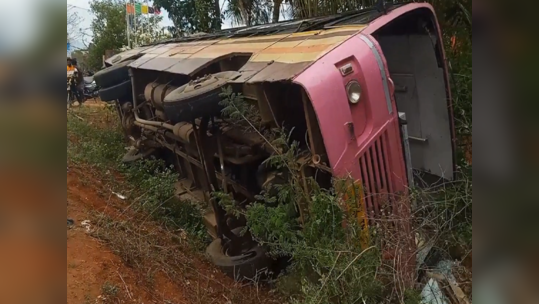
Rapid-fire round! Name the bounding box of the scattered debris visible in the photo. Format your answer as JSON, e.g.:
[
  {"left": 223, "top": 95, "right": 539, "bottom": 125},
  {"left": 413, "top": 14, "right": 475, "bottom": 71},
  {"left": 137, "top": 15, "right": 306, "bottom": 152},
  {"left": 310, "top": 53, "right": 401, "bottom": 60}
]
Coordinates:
[
  {"left": 436, "top": 260, "right": 454, "bottom": 278},
  {"left": 449, "top": 281, "right": 471, "bottom": 304},
  {"left": 178, "top": 229, "right": 188, "bottom": 240},
  {"left": 81, "top": 220, "right": 92, "bottom": 233},
  {"left": 112, "top": 191, "right": 126, "bottom": 200},
  {"left": 96, "top": 295, "right": 107, "bottom": 303},
  {"left": 423, "top": 260, "right": 472, "bottom": 304},
  {"left": 436, "top": 260, "right": 471, "bottom": 304},
  {"left": 68, "top": 110, "right": 85, "bottom": 121},
  {"left": 421, "top": 278, "right": 448, "bottom": 304}
]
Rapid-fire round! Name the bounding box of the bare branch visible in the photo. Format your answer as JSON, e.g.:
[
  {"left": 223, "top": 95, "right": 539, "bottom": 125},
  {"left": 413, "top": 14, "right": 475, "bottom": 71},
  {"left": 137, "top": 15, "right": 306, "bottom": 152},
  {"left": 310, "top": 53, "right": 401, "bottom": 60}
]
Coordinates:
[{"left": 67, "top": 11, "right": 83, "bottom": 42}]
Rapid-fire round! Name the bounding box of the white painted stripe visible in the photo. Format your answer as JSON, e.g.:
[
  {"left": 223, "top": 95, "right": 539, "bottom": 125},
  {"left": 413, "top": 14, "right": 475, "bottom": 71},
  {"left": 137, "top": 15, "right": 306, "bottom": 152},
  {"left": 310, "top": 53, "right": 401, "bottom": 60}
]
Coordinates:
[{"left": 359, "top": 35, "right": 393, "bottom": 114}]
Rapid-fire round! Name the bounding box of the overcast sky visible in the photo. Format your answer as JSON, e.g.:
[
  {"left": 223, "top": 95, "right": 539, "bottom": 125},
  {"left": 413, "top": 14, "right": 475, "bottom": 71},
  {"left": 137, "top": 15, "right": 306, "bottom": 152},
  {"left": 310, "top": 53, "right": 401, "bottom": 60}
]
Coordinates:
[
  {"left": 67, "top": 0, "right": 240, "bottom": 50},
  {"left": 1, "top": 0, "right": 286, "bottom": 54}
]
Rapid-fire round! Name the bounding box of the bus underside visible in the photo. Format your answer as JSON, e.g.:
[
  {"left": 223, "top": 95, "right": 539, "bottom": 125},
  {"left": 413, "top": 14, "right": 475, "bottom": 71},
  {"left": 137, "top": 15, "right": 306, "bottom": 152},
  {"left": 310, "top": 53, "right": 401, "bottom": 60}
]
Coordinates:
[{"left": 115, "top": 64, "right": 331, "bottom": 279}]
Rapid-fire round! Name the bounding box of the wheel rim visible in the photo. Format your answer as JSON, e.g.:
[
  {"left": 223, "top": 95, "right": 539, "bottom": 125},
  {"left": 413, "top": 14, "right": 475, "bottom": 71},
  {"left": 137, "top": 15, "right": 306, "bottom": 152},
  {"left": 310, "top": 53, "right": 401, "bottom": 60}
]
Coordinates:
[
  {"left": 221, "top": 228, "right": 259, "bottom": 259},
  {"left": 223, "top": 241, "right": 258, "bottom": 260}
]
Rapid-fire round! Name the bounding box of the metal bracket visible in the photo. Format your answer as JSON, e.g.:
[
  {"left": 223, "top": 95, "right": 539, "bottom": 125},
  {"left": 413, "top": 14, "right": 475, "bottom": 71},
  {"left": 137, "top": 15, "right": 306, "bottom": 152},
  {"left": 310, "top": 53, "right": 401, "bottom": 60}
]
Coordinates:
[
  {"left": 394, "top": 85, "right": 407, "bottom": 93},
  {"left": 339, "top": 63, "right": 354, "bottom": 77},
  {"left": 409, "top": 136, "right": 428, "bottom": 143},
  {"left": 399, "top": 112, "right": 414, "bottom": 188}
]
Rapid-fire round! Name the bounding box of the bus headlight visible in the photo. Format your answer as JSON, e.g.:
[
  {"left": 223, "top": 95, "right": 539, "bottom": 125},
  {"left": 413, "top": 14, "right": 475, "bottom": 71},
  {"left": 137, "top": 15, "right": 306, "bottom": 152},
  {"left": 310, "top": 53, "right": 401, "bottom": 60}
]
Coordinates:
[{"left": 346, "top": 80, "right": 362, "bottom": 104}]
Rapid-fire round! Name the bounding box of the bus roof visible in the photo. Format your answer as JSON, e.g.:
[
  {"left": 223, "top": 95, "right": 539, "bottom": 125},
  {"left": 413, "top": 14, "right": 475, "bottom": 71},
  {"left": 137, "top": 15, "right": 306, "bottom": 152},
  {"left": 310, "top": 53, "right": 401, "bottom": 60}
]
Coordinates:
[{"left": 106, "top": 4, "right": 405, "bottom": 83}]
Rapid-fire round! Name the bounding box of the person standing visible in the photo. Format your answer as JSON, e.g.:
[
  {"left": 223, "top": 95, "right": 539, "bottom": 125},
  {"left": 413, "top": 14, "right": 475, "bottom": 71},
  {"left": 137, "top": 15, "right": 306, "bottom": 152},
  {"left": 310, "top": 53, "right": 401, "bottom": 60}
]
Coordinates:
[
  {"left": 68, "top": 58, "right": 84, "bottom": 104},
  {"left": 67, "top": 57, "right": 77, "bottom": 106},
  {"left": 67, "top": 58, "right": 75, "bottom": 73}
]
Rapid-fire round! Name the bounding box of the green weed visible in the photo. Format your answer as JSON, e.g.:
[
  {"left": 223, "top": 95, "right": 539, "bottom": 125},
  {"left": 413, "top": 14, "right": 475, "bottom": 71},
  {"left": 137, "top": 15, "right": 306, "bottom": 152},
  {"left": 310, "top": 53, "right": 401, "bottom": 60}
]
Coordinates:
[
  {"left": 67, "top": 108, "right": 207, "bottom": 244},
  {"left": 101, "top": 281, "right": 119, "bottom": 299}
]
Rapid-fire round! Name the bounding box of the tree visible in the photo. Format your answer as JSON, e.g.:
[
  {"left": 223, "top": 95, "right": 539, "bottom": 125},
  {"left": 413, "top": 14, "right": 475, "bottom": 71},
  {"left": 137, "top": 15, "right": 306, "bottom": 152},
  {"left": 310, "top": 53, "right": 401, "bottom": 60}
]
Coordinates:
[
  {"left": 87, "top": 0, "right": 127, "bottom": 69},
  {"left": 224, "top": 0, "right": 273, "bottom": 26},
  {"left": 67, "top": 11, "right": 83, "bottom": 43},
  {"left": 272, "top": 0, "right": 283, "bottom": 22},
  {"left": 87, "top": 0, "right": 167, "bottom": 70},
  {"left": 284, "top": 0, "right": 375, "bottom": 19},
  {"left": 133, "top": 17, "right": 172, "bottom": 45},
  {"left": 153, "top": 0, "right": 221, "bottom": 36}
]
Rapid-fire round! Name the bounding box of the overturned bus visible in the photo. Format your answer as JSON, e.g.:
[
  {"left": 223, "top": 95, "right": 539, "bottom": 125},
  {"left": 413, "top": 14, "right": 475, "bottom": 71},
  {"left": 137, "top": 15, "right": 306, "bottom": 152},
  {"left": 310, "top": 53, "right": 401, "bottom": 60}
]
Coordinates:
[{"left": 94, "top": 2, "right": 455, "bottom": 281}]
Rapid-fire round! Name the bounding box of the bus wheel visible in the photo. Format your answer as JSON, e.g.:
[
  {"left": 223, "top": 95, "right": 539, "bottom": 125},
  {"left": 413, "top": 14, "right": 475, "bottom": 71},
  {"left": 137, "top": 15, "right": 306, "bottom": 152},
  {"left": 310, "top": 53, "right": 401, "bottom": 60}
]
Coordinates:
[{"left": 206, "top": 227, "right": 273, "bottom": 282}]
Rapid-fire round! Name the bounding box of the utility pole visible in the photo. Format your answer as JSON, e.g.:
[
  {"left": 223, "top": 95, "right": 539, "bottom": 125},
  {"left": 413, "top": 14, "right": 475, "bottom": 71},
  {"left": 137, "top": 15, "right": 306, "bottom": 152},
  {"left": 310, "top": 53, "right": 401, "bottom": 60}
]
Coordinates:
[
  {"left": 134, "top": 0, "right": 138, "bottom": 47},
  {"left": 126, "top": 2, "right": 131, "bottom": 49}
]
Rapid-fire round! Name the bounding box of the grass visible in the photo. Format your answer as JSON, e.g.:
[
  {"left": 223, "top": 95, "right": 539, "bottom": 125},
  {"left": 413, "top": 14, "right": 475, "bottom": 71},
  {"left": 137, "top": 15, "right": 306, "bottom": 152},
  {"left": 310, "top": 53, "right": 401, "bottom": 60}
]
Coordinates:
[
  {"left": 67, "top": 107, "right": 207, "bottom": 242},
  {"left": 87, "top": 212, "right": 280, "bottom": 303},
  {"left": 101, "top": 281, "right": 119, "bottom": 299},
  {"left": 83, "top": 294, "right": 93, "bottom": 304}
]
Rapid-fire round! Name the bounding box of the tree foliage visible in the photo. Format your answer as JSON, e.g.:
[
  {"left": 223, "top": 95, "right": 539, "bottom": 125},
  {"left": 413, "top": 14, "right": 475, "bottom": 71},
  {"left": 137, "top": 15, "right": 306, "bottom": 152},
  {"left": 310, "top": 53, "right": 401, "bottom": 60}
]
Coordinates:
[
  {"left": 87, "top": 0, "right": 166, "bottom": 70},
  {"left": 285, "top": 0, "right": 373, "bottom": 19},
  {"left": 87, "top": 0, "right": 128, "bottom": 69},
  {"left": 224, "top": 0, "right": 273, "bottom": 26},
  {"left": 132, "top": 16, "right": 172, "bottom": 45},
  {"left": 153, "top": 0, "right": 221, "bottom": 36}
]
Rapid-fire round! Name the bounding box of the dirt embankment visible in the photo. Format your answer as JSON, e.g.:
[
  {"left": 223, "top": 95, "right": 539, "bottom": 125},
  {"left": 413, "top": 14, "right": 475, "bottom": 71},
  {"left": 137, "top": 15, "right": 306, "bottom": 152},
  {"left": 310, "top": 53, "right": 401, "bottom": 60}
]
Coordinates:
[
  {"left": 67, "top": 168, "right": 190, "bottom": 304},
  {"left": 67, "top": 166, "right": 279, "bottom": 304}
]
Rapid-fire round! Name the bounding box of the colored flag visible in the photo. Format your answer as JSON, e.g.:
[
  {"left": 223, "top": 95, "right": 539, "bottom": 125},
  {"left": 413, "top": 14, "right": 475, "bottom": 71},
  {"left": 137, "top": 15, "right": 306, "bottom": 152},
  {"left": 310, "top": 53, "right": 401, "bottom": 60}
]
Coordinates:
[
  {"left": 134, "top": 3, "right": 142, "bottom": 15},
  {"left": 154, "top": 7, "right": 161, "bottom": 15},
  {"left": 126, "top": 3, "right": 134, "bottom": 14},
  {"left": 141, "top": 4, "right": 148, "bottom": 14},
  {"left": 148, "top": 6, "right": 155, "bottom": 14}
]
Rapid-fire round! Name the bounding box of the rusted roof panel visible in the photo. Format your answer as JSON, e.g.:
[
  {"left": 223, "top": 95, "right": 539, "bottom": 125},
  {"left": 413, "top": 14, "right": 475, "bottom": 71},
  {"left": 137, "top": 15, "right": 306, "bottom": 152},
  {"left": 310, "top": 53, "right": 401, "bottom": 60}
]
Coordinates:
[
  {"left": 232, "top": 61, "right": 311, "bottom": 83},
  {"left": 110, "top": 25, "right": 367, "bottom": 82},
  {"left": 106, "top": 46, "right": 151, "bottom": 65},
  {"left": 130, "top": 44, "right": 177, "bottom": 69},
  {"left": 166, "top": 58, "right": 218, "bottom": 75}
]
